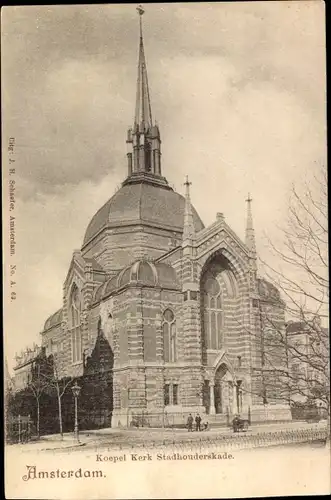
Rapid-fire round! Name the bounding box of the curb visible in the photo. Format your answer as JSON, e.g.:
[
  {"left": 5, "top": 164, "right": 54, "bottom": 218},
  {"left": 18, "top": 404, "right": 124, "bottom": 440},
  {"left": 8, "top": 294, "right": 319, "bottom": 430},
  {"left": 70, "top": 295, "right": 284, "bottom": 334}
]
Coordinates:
[{"left": 43, "top": 442, "right": 87, "bottom": 451}]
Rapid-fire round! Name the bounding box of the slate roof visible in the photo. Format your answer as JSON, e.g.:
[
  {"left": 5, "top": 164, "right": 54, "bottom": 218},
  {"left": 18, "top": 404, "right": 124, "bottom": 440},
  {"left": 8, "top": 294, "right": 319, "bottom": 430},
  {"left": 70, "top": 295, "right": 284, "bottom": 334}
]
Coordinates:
[
  {"left": 82, "top": 182, "right": 204, "bottom": 246},
  {"left": 43, "top": 308, "right": 63, "bottom": 331}
]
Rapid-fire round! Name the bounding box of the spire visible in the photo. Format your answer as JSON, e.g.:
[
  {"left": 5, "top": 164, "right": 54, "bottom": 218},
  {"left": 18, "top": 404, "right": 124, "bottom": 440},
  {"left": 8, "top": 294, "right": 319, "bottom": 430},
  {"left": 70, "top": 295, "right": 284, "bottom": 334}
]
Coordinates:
[
  {"left": 124, "top": 5, "right": 165, "bottom": 186},
  {"left": 245, "top": 193, "right": 256, "bottom": 253},
  {"left": 134, "top": 5, "right": 152, "bottom": 132},
  {"left": 183, "top": 176, "right": 195, "bottom": 242}
]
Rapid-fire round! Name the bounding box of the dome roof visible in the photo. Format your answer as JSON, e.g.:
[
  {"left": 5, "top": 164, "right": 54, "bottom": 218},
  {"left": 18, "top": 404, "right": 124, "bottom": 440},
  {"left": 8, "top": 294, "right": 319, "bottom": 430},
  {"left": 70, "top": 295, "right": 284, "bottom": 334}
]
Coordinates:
[
  {"left": 92, "top": 260, "right": 180, "bottom": 303},
  {"left": 44, "top": 308, "right": 63, "bottom": 331},
  {"left": 83, "top": 182, "right": 204, "bottom": 247}
]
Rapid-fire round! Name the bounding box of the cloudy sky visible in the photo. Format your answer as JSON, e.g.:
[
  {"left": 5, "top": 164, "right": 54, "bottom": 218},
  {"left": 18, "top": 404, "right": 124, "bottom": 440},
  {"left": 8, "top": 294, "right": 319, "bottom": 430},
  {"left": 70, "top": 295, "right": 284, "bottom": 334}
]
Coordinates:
[{"left": 3, "top": 2, "right": 326, "bottom": 371}]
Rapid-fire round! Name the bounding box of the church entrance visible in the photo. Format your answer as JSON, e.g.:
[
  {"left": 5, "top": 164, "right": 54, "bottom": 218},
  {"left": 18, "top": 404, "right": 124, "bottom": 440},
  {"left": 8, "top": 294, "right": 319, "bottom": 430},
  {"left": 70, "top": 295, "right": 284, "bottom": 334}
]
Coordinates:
[
  {"left": 212, "top": 363, "right": 237, "bottom": 415},
  {"left": 214, "top": 364, "right": 228, "bottom": 414}
]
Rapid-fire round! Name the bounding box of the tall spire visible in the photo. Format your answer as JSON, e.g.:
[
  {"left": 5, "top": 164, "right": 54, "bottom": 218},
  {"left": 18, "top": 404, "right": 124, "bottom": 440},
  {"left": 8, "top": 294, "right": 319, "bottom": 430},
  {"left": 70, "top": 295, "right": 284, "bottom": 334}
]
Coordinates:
[
  {"left": 245, "top": 193, "right": 257, "bottom": 266},
  {"left": 124, "top": 5, "right": 165, "bottom": 186},
  {"left": 135, "top": 5, "right": 152, "bottom": 131},
  {"left": 183, "top": 176, "right": 195, "bottom": 242}
]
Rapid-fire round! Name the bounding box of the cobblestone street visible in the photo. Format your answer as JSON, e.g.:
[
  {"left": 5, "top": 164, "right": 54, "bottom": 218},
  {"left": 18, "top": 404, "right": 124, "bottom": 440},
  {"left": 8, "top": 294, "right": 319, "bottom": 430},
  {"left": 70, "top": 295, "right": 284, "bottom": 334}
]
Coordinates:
[{"left": 6, "top": 420, "right": 328, "bottom": 454}]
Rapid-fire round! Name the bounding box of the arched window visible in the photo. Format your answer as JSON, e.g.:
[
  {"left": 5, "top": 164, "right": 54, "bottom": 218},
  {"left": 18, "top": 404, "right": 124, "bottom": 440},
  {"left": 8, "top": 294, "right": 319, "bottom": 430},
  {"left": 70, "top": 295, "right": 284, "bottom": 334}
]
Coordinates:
[
  {"left": 69, "top": 285, "right": 82, "bottom": 363},
  {"left": 145, "top": 141, "right": 152, "bottom": 172},
  {"left": 163, "top": 309, "right": 176, "bottom": 362},
  {"left": 202, "top": 276, "right": 223, "bottom": 349}
]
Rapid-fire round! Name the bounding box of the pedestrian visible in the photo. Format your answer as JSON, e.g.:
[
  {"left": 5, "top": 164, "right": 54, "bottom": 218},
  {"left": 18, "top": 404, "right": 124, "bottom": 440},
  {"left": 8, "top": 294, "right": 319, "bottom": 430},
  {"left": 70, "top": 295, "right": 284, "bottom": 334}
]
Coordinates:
[
  {"left": 202, "top": 421, "right": 209, "bottom": 431},
  {"left": 187, "top": 413, "right": 193, "bottom": 432},
  {"left": 195, "top": 413, "right": 201, "bottom": 432}
]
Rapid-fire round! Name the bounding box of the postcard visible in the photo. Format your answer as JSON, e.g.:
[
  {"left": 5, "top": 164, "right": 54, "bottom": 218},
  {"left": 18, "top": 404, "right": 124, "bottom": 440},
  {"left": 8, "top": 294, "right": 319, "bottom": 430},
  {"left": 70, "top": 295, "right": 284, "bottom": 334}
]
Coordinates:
[{"left": 2, "top": 2, "right": 329, "bottom": 499}]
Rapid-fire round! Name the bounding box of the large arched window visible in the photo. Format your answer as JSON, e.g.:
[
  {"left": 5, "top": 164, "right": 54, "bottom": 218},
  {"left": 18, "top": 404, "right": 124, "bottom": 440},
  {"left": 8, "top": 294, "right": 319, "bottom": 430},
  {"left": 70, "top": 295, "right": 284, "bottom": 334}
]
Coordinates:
[
  {"left": 163, "top": 309, "right": 176, "bottom": 362},
  {"left": 69, "top": 285, "right": 82, "bottom": 363},
  {"left": 202, "top": 276, "right": 223, "bottom": 349}
]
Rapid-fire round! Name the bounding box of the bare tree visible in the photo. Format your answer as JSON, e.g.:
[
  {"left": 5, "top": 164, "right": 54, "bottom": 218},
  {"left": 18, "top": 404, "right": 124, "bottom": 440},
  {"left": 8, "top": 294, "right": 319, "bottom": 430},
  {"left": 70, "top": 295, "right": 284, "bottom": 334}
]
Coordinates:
[
  {"left": 27, "top": 362, "right": 49, "bottom": 438},
  {"left": 41, "top": 354, "right": 73, "bottom": 438},
  {"left": 254, "top": 166, "right": 329, "bottom": 435}
]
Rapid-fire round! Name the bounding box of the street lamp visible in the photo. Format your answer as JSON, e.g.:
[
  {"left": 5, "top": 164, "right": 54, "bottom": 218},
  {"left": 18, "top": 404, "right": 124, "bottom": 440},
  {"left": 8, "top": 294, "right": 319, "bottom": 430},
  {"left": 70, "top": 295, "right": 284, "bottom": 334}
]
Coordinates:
[{"left": 71, "top": 381, "right": 81, "bottom": 442}]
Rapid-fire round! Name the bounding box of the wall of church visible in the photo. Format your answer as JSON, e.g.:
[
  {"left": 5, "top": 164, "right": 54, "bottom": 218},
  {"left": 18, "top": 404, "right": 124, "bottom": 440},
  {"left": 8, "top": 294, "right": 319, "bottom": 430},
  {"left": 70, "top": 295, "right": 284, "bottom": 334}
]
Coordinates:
[
  {"left": 82, "top": 225, "right": 183, "bottom": 273},
  {"left": 87, "top": 304, "right": 102, "bottom": 351},
  {"left": 40, "top": 323, "right": 70, "bottom": 379}
]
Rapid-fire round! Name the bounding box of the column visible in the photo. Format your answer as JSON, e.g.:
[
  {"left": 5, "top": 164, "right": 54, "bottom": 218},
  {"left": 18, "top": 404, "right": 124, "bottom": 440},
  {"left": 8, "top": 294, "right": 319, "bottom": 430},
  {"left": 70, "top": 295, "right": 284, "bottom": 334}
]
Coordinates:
[
  {"left": 209, "top": 382, "right": 216, "bottom": 415},
  {"left": 232, "top": 383, "right": 237, "bottom": 414}
]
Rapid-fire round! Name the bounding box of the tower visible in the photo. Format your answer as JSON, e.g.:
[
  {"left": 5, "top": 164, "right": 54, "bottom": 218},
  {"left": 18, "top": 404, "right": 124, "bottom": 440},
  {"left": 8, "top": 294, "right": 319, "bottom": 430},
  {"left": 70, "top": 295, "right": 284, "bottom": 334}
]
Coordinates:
[{"left": 124, "top": 6, "right": 164, "bottom": 187}]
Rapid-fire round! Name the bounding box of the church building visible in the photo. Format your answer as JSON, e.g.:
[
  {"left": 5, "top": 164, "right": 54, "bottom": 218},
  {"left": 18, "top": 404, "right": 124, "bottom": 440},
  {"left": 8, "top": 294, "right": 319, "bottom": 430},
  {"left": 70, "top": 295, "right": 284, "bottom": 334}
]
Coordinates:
[{"left": 12, "top": 9, "right": 291, "bottom": 428}]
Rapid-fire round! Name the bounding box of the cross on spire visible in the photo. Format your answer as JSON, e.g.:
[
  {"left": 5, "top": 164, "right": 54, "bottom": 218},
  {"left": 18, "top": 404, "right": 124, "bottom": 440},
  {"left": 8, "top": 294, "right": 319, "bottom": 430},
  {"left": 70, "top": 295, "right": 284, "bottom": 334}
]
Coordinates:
[
  {"left": 184, "top": 175, "right": 192, "bottom": 188},
  {"left": 246, "top": 192, "right": 253, "bottom": 204}
]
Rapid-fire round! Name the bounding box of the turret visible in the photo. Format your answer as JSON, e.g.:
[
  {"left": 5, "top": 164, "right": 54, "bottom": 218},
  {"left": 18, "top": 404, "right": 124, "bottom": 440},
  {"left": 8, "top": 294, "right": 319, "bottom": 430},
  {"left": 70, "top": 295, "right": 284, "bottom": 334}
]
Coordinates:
[
  {"left": 245, "top": 193, "right": 257, "bottom": 274},
  {"left": 183, "top": 175, "right": 195, "bottom": 246}
]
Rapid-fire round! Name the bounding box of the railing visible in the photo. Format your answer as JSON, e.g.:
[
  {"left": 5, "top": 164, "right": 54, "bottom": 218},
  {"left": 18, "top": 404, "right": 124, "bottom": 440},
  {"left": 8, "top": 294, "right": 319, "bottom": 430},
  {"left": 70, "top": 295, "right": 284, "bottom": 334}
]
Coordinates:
[
  {"left": 6, "top": 415, "right": 35, "bottom": 444},
  {"left": 123, "top": 411, "right": 229, "bottom": 429}
]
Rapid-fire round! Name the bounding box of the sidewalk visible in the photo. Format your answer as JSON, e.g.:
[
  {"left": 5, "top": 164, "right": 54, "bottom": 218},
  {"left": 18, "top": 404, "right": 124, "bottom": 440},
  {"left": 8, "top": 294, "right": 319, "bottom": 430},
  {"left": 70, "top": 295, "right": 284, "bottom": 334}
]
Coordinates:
[{"left": 6, "top": 433, "right": 91, "bottom": 452}]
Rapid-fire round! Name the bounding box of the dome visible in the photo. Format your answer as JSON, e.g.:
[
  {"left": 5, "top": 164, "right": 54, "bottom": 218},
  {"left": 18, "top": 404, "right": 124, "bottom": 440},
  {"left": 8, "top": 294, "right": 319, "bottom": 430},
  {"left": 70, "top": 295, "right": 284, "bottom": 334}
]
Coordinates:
[
  {"left": 44, "top": 308, "right": 63, "bottom": 331},
  {"left": 96, "top": 260, "right": 180, "bottom": 302},
  {"left": 82, "top": 182, "right": 204, "bottom": 247}
]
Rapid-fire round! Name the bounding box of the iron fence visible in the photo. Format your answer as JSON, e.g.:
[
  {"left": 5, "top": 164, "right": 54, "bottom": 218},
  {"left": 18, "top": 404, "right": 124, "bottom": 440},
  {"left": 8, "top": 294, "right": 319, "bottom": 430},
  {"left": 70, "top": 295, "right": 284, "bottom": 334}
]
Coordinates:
[{"left": 6, "top": 415, "right": 35, "bottom": 444}]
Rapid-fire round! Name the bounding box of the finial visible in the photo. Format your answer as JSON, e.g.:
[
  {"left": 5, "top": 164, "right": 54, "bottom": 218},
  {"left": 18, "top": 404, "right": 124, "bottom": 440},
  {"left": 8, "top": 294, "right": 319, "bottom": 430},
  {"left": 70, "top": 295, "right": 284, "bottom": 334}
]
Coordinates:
[
  {"left": 137, "top": 4, "right": 145, "bottom": 16},
  {"left": 245, "top": 191, "right": 257, "bottom": 265},
  {"left": 246, "top": 192, "right": 252, "bottom": 204},
  {"left": 184, "top": 175, "right": 192, "bottom": 187},
  {"left": 137, "top": 5, "right": 145, "bottom": 38},
  {"left": 183, "top": 175, "right": 195, "bottom": 243}
]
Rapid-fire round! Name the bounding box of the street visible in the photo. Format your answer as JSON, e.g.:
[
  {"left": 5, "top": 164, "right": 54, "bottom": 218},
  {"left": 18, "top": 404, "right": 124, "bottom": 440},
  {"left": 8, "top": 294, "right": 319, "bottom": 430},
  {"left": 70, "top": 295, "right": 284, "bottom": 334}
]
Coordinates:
[{"left": 6, "top": 419, "right": 327, "bottom": 455}]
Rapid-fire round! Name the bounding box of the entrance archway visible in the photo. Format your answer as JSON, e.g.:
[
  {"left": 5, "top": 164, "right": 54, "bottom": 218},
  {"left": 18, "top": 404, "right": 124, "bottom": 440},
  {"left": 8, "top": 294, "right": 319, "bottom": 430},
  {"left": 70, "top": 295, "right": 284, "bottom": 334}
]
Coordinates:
[{"left": 213, "top": 363, "right": 235, "bottom": 415}]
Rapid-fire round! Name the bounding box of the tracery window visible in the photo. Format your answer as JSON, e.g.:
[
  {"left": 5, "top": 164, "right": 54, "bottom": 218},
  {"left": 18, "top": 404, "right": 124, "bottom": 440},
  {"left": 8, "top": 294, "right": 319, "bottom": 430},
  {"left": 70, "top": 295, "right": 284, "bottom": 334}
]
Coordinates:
[
  {"left": 69, "top": 285, "right": 82, "bottom": 363},
  {"left": 163, "top": 309, "right": 176, "bottom": 362},
  {"left": 202, "top": 276, "right": 223, "bottom": 349}
]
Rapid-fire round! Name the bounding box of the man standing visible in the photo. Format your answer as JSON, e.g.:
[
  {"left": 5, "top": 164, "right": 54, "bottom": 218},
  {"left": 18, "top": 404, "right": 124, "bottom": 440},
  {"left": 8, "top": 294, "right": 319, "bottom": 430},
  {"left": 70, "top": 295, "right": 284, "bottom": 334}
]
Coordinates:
[
  {"left": 195, "top": 413, "right": 201, "bottom": 432},
  {"left": 187, "top": 414, "right": 193, "bottom": 432}
]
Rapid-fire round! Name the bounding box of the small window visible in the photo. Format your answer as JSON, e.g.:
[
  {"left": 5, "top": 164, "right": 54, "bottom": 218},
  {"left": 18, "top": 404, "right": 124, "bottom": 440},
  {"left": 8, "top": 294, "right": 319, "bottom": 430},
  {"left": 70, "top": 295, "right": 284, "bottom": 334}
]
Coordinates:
[
  {"left": 173, "top": 384, "right": 178, "bottom": 405},
  {"left": 190, "top": 291, "right": 198, "bottom": 301},
  {"left": 183, "top": 291, "right": 188, "bottom": 301},
  {"left": 237, "top": 355, "right": 242, "bottom": 367},
  {"left": 164, "top": 384, "right": 170, "bottom": 406},
  {"left": 164, "top": 383, "right": 179, "bottom": 406}
]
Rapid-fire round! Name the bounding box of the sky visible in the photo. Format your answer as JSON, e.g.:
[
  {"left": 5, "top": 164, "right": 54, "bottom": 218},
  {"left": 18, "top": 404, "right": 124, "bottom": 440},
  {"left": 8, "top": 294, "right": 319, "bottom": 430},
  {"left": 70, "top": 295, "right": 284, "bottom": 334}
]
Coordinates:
[{"left": 2, "top": 2, "right": 326, "bottom": 372}]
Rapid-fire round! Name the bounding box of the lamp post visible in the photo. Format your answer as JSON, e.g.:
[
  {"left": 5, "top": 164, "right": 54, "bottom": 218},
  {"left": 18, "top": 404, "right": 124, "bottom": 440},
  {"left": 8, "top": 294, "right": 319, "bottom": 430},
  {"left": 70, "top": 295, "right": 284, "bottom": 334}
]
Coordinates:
[{"left": 71, "top": 381, "right": 81, "bottom": 443}]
